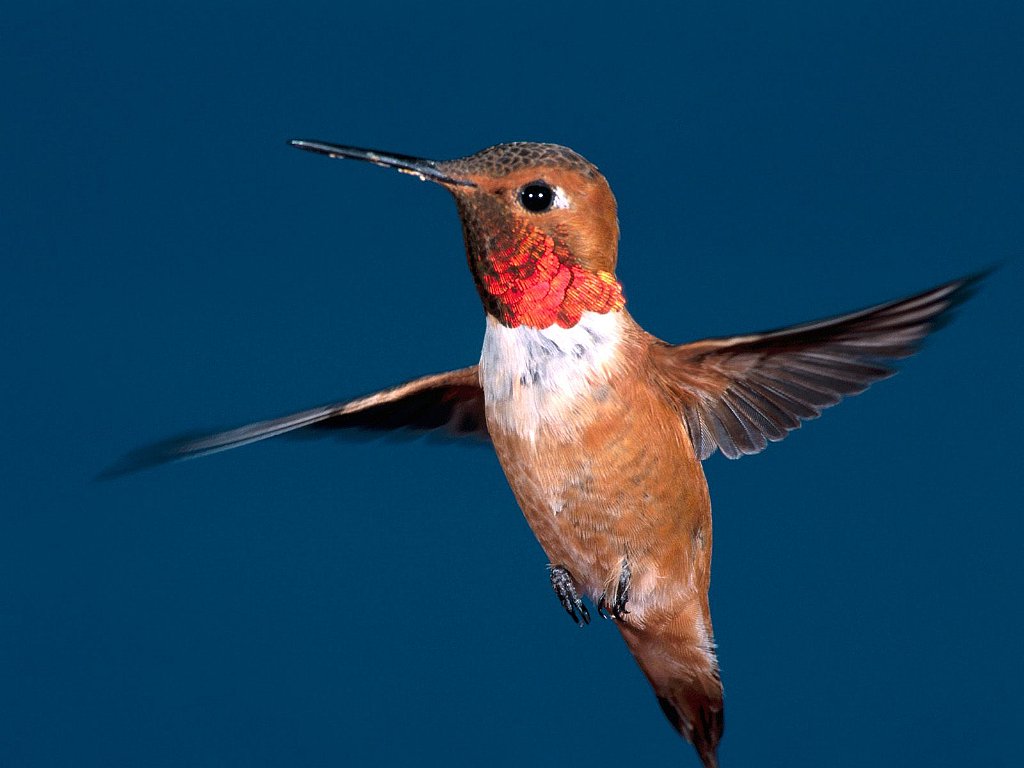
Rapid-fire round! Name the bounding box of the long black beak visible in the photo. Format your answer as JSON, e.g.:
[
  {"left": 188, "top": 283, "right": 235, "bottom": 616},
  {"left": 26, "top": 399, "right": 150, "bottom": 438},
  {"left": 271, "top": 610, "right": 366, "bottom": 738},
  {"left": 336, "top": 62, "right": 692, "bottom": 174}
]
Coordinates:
[{"left": 289, "top": 140, "right": 476, "bottom": 187}]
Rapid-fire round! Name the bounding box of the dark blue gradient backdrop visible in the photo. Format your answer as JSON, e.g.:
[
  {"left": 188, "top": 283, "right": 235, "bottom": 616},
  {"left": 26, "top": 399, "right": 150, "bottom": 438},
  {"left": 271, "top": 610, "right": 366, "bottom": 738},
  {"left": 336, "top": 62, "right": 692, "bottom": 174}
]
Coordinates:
[{"left": 3, "top": 3, "right": 1022, "bottom": 766}]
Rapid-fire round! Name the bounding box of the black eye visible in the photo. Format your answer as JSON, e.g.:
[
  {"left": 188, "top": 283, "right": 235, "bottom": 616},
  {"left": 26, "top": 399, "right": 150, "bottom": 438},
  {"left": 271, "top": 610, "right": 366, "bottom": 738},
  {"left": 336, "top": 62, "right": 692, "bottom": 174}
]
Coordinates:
[{"left": 519, "top": 182, "right": 554, "bottom": 213}]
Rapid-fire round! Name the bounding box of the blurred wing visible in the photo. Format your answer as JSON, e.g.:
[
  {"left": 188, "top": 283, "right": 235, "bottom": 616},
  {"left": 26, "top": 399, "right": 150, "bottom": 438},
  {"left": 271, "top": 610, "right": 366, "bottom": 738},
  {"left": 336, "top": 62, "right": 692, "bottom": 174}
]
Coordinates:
[
  {"left": 652, "top": 272, "right": 985, "bottom": 460},
  {"left": 102, "top": 365, "right": 488, "bottom": 477}
]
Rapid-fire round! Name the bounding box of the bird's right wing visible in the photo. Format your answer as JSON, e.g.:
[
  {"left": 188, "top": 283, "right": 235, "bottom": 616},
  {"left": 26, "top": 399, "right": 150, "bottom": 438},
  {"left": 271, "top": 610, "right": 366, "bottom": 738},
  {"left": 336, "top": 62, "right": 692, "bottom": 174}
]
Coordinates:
[{"left": 102, "top": 365, "right": 488, "bottom": 477}]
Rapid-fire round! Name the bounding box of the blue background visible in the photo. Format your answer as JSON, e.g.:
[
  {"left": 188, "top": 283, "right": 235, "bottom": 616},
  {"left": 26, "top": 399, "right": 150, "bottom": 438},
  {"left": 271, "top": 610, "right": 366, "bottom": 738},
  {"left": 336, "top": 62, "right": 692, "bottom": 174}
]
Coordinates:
[{"left": 3, "top": 2, "right": 1022, "bottom": 766}]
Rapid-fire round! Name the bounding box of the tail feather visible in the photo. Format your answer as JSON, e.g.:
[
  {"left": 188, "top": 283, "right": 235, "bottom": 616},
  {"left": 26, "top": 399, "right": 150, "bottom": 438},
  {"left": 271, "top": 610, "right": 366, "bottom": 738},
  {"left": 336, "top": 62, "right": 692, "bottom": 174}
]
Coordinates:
[
  {"left": 654, "top": 676, "right": 724, "bottom": 768},
  {"left": 619, "top": 610, "right": 724, "bottom": 767}
]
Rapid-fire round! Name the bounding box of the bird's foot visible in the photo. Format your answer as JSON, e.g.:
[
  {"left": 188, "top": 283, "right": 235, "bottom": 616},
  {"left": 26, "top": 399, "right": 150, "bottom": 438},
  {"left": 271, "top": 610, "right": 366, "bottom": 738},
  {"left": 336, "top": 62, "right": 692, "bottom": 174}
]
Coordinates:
[
  {"left": 598, "top": 559, "right": 631, "bottom": 620},
  {"left": 549, "top": 565, "right": 590, "bottom": 627}
]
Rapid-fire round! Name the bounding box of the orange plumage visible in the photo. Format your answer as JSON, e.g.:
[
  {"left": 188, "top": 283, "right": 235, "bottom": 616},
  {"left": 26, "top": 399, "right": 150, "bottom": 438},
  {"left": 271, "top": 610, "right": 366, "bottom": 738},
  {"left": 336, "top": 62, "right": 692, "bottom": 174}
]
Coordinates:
[{"left": 113, "top": 139, "right": 984, "bottom": 768}]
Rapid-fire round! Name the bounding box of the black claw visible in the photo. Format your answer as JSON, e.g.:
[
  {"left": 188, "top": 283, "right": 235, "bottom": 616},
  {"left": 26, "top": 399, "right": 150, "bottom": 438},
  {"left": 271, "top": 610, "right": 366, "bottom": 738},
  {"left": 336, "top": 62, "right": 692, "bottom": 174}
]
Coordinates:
[
  {"left": 599, "top": 560, "right": 631, "bottom": 620},
  {"left": 550, "top": 565, "right": 590, "bottom": 627}
]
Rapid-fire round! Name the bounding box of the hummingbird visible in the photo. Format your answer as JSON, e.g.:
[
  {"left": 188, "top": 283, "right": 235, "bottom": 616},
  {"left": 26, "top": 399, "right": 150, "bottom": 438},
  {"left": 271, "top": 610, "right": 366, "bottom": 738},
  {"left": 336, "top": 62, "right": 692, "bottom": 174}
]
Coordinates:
[{"left": 111, "top": 139, "right": 984, "bottom": 767}]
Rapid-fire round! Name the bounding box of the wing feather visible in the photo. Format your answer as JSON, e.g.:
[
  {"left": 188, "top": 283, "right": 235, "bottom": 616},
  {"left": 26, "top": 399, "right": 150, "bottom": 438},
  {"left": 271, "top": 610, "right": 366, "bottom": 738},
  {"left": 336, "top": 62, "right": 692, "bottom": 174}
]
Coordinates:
[
  {"left": 101, "top": 365, "right": 487, "bottom": 477},
  {"left": 652, "top": 272, "right": 986, "bottom": 460}
]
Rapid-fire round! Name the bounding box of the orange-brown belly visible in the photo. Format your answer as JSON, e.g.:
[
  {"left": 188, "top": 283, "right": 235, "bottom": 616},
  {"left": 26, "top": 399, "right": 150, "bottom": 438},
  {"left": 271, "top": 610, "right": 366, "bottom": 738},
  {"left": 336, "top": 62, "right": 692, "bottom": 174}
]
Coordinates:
[{"left": 487, "top": 379, "right": 713, "bottom": 620}]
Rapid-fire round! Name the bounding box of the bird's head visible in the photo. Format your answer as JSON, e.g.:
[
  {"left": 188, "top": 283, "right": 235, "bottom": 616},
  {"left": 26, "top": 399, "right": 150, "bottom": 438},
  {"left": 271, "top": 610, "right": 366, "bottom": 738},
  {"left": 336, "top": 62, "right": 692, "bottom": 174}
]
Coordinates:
[{"left": 290, "top": 140, "right": 624, "bottom": 329}]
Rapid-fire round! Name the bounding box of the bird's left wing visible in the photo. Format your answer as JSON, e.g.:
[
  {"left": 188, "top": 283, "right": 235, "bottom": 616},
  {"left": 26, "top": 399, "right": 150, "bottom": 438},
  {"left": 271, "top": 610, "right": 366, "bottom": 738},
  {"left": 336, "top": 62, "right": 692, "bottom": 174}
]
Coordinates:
[
  {"left": 650, "top": 273, "right": 984, "bottom": 460},
  {"left": 101, "top": 365, "right": 488, "bottom": 477}
]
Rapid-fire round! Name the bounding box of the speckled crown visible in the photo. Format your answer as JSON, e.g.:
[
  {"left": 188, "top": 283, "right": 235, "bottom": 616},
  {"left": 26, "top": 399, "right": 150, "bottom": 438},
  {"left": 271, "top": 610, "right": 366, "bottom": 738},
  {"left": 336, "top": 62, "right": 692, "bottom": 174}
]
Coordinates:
[{"left": 441, "top": 142, "right": 599, "bottom": 179}]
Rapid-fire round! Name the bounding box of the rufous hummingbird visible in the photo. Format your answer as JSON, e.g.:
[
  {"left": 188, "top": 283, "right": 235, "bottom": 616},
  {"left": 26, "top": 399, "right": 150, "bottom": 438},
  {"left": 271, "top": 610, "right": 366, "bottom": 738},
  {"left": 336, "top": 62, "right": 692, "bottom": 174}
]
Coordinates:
[{"left": 111, "top": 139, "right": 984, "bottom": 767}]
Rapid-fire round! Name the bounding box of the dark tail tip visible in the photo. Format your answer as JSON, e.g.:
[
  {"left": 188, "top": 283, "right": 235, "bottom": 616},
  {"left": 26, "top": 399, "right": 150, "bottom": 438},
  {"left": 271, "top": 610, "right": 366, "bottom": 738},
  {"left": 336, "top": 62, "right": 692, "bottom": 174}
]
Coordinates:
[{"left": 657, "top": 694, "right": 723, "bottom": 768}]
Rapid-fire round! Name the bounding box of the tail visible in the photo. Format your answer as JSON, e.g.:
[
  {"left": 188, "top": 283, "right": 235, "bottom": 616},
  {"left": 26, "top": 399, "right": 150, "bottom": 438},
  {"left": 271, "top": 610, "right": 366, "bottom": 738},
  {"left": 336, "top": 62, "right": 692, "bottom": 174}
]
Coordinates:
[{"left": 619, "top": 608, "right": 724, "bottom": 767}]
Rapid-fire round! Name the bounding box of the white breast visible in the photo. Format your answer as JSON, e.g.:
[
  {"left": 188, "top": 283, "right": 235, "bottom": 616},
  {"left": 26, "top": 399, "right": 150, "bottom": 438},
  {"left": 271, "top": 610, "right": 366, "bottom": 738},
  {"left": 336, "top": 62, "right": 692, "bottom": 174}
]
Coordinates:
[{"left": 478, "top": 310, "right": 625, "bottom": 442}]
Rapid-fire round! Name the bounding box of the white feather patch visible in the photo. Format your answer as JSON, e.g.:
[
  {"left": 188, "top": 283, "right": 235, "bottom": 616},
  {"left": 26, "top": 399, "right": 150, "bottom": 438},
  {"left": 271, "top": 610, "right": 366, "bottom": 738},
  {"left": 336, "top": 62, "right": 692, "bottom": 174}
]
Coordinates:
[
  {"left": 551, "top": 186, "right": 571, "bottom": 210},
  {"left": 478, "top": 310, "right": 625, "bottom": 442}
]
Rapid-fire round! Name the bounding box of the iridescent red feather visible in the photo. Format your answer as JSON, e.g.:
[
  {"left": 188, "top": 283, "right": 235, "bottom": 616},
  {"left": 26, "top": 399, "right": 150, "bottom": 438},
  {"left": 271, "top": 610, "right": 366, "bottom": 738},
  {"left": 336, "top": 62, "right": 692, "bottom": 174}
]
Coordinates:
[{"left": 482, "top": 222, "right": 624, "bottom": 328}]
